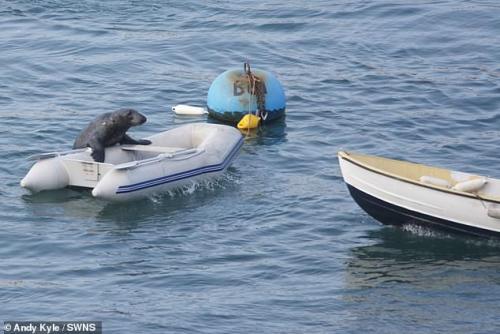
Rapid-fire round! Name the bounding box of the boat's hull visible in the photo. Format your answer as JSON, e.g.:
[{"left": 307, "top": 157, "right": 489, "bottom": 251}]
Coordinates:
[
  {"left": 94, "top": 135, "right": 243, "bottom": 201},
  {"left": 339, "top": 152, "right": 500, "bottom": 238},
  {"left": 347, "top": 184, "right": 500, "bottom": 238}
]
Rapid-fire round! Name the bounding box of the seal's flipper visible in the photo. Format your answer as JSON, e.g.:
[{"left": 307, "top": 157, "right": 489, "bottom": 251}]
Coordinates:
[
  {"left": 91, "top": 148, "right": 105, "bottom": 163},
  {"left": 89, "top": 141, "right": 105, "bottom": 163},
  {"left": 136, "top": 139, "right": 152, "bottom": 145},
  {"left": 120, "top": 134, "right": 151, "bottom": 146}
]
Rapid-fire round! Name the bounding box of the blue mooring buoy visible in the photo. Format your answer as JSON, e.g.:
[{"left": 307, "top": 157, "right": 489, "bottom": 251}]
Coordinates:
[{"left": 207, "top": 63, "right": 286, "bottom": 124}]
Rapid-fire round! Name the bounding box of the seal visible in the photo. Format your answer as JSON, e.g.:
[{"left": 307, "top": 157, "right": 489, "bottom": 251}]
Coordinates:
[{"left": 73, "top": 108, "right": 152, "bottom": 162}]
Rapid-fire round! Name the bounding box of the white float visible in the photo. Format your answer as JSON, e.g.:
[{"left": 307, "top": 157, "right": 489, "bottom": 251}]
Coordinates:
[
  {"left": 21, "top": 123, "right": 243, "bottom": 201},
  {"left": 172, "top": 104, "right": 208, "bottom": 115}
]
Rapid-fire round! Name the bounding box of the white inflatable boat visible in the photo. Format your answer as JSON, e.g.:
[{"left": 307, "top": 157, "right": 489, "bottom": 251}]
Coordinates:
[{"left": 21, "top": 123, "right": 243, "bottom": 201}]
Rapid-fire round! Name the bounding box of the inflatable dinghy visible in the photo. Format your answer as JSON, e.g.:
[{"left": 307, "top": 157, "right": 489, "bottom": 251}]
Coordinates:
[{"left": 21, "top": 123, "right": 243, "bottom": 201}]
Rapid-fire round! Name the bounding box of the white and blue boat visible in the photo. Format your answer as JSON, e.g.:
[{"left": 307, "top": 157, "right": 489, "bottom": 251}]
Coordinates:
[
  {"left": 339, "top": 151, "right": 500, "bottom": 238},
  {"left": 21, "top": 123, "right": 243, "bottom": 201}
]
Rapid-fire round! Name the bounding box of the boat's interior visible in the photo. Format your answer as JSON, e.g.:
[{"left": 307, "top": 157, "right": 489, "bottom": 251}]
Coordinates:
[
  {"left": 340, "top": 151, "right": 500, "bottom": 201},
  {"left": 64, "top": 125, "right": 210, "bottom": 166},
  {"left": 343, "top": 151, "right": 459, "bottom": 183},
  {"left": 60, "top": 144, "right": 188, "bottom": 166},
  {"left": 103, "top": 145, "right": 189, "bottom": 164}
]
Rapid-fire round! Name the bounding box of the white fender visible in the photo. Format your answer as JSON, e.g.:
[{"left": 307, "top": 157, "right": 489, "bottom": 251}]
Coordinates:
[
  {"left": 172, "top": 104, "right": 207, "bottom": 115},
  {"left": 20, "top": 157, "right": 69, "bottom": 192},
  {"left": 419, "top": 175, "right": 451, "bottom": 188},
  {"left": 452, "top": 178, "right": 487, "bottom": 193}
]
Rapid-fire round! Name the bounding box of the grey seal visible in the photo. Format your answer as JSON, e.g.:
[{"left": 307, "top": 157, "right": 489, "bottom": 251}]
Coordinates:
[{"left": 73, "top": 108, "right": 152, "bottom": 162}]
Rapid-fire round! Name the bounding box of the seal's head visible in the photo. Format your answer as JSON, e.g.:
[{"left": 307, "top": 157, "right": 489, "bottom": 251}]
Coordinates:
[{"left": 110, "top": 108, "right": 147, "bottom": 128}]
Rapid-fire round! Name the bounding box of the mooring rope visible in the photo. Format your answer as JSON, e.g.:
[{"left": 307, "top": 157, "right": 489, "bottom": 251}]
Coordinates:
[{"left": 244, "top": 62, "right": 267, "bottom": 121}]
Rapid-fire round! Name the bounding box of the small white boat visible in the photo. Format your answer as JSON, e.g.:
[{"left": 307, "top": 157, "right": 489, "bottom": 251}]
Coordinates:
[
  {"left": 21, "top": 123, "right": 243, "bottom": 201},
  {"left": 338, "top": 151, "right": 500, "bottom": 238}
]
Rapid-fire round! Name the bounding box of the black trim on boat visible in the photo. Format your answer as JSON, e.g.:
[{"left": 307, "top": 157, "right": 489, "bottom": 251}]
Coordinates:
[
  {"left": 339, "top": 152, "right": 500, "bottom": 205},
  {"left": 346, "top": 184, "right": 500, "bottom": 239}
]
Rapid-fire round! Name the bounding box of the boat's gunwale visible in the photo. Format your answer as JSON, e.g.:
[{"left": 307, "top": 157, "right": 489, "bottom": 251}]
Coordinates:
[{"left": 338, "top": 151, "right": 500, "bottom": 205}]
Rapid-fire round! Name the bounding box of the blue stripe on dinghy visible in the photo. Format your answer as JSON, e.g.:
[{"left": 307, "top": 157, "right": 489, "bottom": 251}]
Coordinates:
[
  {"left": 116, "top": 137, "right": 244, "bottom": 194},
  {"left": 346, "top": 183, "right": 500, "bottom": 239}
]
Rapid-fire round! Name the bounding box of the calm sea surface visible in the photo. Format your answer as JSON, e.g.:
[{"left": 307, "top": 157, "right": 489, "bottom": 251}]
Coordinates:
[{"left": 1, "top": 1, "right": 500, "bottom": 333}]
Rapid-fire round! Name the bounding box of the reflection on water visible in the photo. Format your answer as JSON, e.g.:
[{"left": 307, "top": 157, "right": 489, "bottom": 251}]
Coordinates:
[
  {"left": 347, "top": 227, "right": 500, "bottom": 287},
  {"left": 22, "top": 187, "right": 86, "bottom": 204},
  {"left": 208, "top": 115, "right": 288, "bottom": 146},
  {"left": 21, "top": 171, "right": 242, "bottom": 232},
  {"left": 342, "top": 227, "right": 500, "bottom": 333}
]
